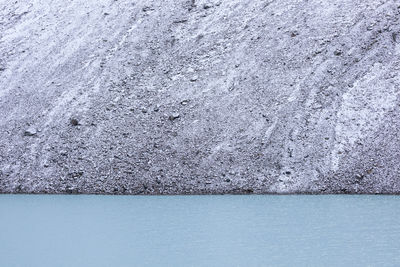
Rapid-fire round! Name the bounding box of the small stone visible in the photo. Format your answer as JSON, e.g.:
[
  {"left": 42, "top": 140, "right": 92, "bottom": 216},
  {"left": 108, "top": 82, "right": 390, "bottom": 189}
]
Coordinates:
[
  {"left": 190, "top": 75, "right": 198, "bottom": 82},
  {"left": 356, "top": 174, "right": 364, "bottom": 180},
  {"left": 180, "top": 100, "right": 189, "bottom": 105},
  {"left": 168, "top": 113, "right": 180, "bottom": 121},
  {"left": 141, "top": 107, "right": 148, "bottom": 113},
  {"left": 203, "top": 3, "right": 213, "bottom": 9},
  {"left": 334, "top": 49, "right": 342, "bottom": 56},
  {"left": 173, "top": 18, "right": 188, "bottom": 24},
  {"left": 104, "top": 12, "right": 110, "bottom": 16},
  {"left": 392, "top": 32, "right": 398, "bottom": 43},
  {"left": 65, "top": 186, "right": 76, "bottom": 194},
  {"left": 70, "top": 118, "right": 79, "bottom": 126},
  {"left": 153, "top": 105, "right": 160, "bottom": 112},
  {"left": 24, "top": 127, "right": 37, "bottom": 136},
  {"left": 129, "top": 107, "right": 135, "bottom": 112},
  {"left": 225, "top": 178, "right": 231, "bottom": 182},
  {"left": 142, "top": 6, "right": 154, "bottom": 12}
]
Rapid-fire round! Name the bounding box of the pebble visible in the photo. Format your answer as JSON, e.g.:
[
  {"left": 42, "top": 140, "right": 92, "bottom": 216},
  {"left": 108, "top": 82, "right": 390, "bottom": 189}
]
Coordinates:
[
  {"left": 356, "top": 174, "right": 364, "bottom": 180},
  {"left": 70, "top": 118, "right": 79, "bottom": 126},
  {"left": 169, "top": 113, "right": 180, "bottom": 121},
  {"left": 334, "top": 49, "right": 342, "bottom": 56},
  {"left": 66, "top": 186, "right": 76, "bottom": 194},
  {"left": 142, "top": 6, "right": 154, "bottom": 12},
  {"left": 392, "top": 33, "right": 398, "bottom": 43},
  {"left": 203, "top": 3, "right": 213, "bottom": 9},
  {"left": 190, "top": 75, "right": 198, "bottom": 82},
  {"left": 24, "top": 127, "right": 37, "bottom": 136}
]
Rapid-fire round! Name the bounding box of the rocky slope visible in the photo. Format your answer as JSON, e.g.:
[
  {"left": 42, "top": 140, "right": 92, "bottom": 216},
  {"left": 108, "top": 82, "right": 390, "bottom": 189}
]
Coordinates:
[{"left": 1, "top": 0, "right": 400, "bottom": 194}]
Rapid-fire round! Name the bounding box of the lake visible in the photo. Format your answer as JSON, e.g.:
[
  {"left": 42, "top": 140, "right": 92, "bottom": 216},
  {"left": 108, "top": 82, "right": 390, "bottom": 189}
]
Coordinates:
[{"left": 0, "top": 195, "right": 399, "bottom": 266}]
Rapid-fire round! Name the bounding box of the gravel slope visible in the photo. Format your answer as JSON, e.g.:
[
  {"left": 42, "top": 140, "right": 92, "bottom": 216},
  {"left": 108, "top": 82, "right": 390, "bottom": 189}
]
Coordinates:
[{"left": 1, "top": 0, "right": 400, "bottom": 194}]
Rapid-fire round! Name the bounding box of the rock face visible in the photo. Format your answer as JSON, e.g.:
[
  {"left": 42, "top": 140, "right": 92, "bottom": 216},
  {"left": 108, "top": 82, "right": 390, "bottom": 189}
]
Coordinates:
[{"left": 0, "top": 0, "right": 400, "bottom": 194}]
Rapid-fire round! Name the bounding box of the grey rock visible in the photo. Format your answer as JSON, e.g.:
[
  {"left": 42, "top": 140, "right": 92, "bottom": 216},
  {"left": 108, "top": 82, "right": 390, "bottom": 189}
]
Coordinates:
[
  {"left": 392, "top": 32, "right": 398, "bottom": 43},
  {"left": 334, "top": 49, "right": 343, "bottom": 56},
  {"left": 70, "top": 118, "right": 79, "bottom": 126},
  {"left": 168, "top": 113, "right": 180, "bottom": 121},
  {"left": 203, "top": 3, "right": 213, "bottom": 9},
  {"left": 24, "top": 127, "right": 37, "bottom": 137},
  {"left": 65, "top": 186, "right": 76, "bottom": 194}
]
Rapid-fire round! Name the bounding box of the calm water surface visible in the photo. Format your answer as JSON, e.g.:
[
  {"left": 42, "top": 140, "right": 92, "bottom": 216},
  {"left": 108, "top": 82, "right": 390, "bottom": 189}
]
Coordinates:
[{"left": 0, "top": 195, "right": 399, "bottom": 266}]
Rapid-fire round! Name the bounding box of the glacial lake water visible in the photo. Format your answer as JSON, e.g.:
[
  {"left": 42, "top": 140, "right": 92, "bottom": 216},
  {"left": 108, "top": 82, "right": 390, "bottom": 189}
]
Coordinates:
[{"left": 0, "top": 195, "right": 399, "bottom": 267}]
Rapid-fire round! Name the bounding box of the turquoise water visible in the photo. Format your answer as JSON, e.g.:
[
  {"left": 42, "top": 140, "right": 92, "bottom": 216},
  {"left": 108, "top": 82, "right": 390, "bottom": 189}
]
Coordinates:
[{"left": 0, "top": 195, "right": 399, "bottom": 267}]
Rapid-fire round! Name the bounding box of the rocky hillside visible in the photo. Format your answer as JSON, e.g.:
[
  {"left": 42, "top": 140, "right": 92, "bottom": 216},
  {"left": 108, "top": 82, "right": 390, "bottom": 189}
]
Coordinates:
[{"left": 1, "top": 0, "right": 400, "bottom": 194}]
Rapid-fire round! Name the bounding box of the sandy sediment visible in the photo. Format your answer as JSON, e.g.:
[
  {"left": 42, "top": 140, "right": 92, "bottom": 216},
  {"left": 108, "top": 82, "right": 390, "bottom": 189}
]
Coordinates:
[{"left": 1, "top": 0, "right": 400, "bottom": 194}]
